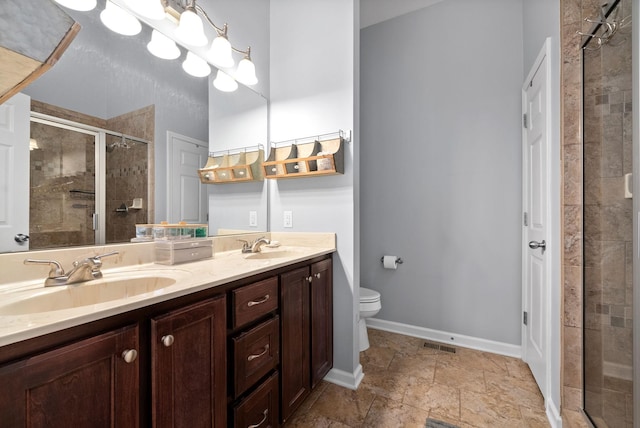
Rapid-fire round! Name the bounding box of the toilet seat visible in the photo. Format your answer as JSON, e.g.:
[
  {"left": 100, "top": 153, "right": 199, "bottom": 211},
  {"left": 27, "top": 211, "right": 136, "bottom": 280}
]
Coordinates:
[{"left": 360, "top": 287, "right": 380, "bottom": 303}]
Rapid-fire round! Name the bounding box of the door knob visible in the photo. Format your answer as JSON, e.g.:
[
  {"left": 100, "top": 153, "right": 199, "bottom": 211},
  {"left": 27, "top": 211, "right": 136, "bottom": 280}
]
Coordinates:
[
  {"left": 528, "top": 240, "right": 546, "bottom": 254},
  {"left": 121, "top": 349, "right": 138, "bottom": 363},
  {"left": 14, "top": 234, "right": 29, "bottom": 244}
]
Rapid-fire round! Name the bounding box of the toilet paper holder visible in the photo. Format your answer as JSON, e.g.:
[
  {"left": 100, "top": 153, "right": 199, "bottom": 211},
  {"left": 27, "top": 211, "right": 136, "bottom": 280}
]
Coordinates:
[{"left": 380, "top": 256, "right": 403, "bottom": 265}]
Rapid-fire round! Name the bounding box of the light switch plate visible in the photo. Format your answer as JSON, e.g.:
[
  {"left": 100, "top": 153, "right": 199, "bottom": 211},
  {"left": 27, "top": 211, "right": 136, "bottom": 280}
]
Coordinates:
[
  {"left": 249, "top": 211, "right": 258, "bottom": 227},
  {"left": 283, "top": 211, "right": 293, "bottom": 228}
]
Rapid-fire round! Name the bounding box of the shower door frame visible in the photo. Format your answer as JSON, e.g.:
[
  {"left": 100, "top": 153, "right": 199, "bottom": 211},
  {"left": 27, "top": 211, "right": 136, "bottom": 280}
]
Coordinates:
[
  {"left": 633, "top": 1, "right": 640, "bottom": 426},
  {"left": 30, "top": 113, "right": 106, "bottom": 246}
]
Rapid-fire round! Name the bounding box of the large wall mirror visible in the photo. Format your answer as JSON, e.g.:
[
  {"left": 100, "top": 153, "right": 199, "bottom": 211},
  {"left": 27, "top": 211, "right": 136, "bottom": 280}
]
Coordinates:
[{"left": 3, "top": 0, "right": 268, "bottom": 254}]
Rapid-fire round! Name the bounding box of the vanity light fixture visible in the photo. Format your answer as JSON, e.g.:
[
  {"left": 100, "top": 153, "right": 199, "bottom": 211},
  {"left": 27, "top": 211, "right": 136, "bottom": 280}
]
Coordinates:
[
  {"left": 235, "top": 48, "right": 258, "bottom": 86},
  {"left": 182, "top": 51, "right": 211, "bottom": 77},
  {"left": 213, "top": 69, "right": 238, "bottom": 92},
  {"left": 100, "top": 0, "right": 142, "bottom": 36},
  {"left": 123, "top": 0, "right": 165, "bottom": 20},
  {"left": 207, "top": 24, "right": 234, "bottom": 69},
  {"left": 175, "top": 4, "right": 208, "bottom": 46},
  {"left": 147, "top": 30, "right": 181, "bottom": 60},
  {"left": 53, "top": 0, "right": 97, "bottom": 11}
]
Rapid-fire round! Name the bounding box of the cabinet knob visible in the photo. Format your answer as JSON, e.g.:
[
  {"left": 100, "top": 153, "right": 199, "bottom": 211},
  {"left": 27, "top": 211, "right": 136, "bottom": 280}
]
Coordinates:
[
  {"left": 247, "top": 409, "right": 268, "bottom": 428},
  {"left": 161, "top": 335, "right": 175, "bottom": 347},
  {"left": 121, "top": 349, "right": 138, "bottom": 363},
  {"left": 315, "top": 273, "right": 321, "bottom": 279},
  {"left": 307, "top": 276, "right": 313, "bottom": 283}
]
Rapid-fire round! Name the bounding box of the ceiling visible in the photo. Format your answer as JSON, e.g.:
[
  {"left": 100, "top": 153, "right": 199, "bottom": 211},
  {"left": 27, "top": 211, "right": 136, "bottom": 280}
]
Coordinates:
[{"left": 359, "top": 0, "right": 446, "bottom": 28}]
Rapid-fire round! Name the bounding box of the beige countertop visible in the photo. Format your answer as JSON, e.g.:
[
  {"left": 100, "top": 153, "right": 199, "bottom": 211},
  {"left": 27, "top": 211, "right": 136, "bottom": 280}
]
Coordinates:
[{"left": 0, "top": 232, "right": 335, "bottom": 348}]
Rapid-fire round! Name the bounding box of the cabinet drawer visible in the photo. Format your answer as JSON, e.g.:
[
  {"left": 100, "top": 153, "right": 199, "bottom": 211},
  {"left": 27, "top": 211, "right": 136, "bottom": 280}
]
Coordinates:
[
  {"left": 233, "top": 316, "right": 279, "bottom": 397},
  {"left": 232, "top": 277, "right": 278, "bottom": 329},
  {"left": 234, "top": 372, "right": 279, "bottom": 428}
]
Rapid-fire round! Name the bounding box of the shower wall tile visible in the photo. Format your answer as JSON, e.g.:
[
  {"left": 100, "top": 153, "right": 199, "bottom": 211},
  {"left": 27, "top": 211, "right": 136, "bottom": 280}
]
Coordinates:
[
  {"left": 564, "top": 205, "right": 582, "bottom": 266},
  {"left": 564, "top": 266, "right": 582, "bottom": 328},
  {"left": 563, "top": 326, "right": 582, "bottom": 390},
  {"left": 563, "top": 144, "right": 582, "bottom": 205},
  {"left": 601, "top": 113, "right": 623, "bottom": 177},
  {"left": 584, "top": 328, "right": 603, "bottom": 388},
  {"left": 563, "top": 386, "right": 582, "bottom": 412},
  {"left": 600, "top": 203, "right": 632, "bottom": 241},
  {"left": 623, "top": 112, "right": 632, "bottom": 174},
  {"left": 600, "top": 177, "right": 624, "bottom": 205},
  {"left": 603, "top": 324, "right": 633, "bottom": 365}
]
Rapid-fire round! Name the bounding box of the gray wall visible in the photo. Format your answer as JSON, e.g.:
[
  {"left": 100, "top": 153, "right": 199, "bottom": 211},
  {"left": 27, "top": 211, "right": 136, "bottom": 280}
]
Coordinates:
[
  {"left": 523, "top": 0, "right": 562, "bottom": 417},
  {"left": 23, "top": 5, "right": 209, "bottom": 222},
  {"left": 270, "top": 0, "right": 360, "bottom": 379},
  {"left": 360, "top": 0, "right": 524, "bottom": 345}
]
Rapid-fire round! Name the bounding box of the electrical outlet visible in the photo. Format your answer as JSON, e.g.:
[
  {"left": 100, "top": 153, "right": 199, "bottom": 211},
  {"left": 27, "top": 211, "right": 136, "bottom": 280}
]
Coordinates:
[
  {"left": 283, "top": 211, "right": 293, "bottom": 228},
  {"left": 249, "top": 211, "right": 258, "bottom": 227}
]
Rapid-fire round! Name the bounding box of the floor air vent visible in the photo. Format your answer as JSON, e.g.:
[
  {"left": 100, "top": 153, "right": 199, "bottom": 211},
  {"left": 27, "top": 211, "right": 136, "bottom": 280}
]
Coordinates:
[{"left": 423, "top": 341, "right": 456, "bottom": 353}]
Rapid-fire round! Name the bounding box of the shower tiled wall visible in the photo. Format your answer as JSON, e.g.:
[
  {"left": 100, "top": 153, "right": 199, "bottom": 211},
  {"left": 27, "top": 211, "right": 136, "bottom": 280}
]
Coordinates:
[{"left": 561, "top": 0, "right": 633, "bottom": 427}]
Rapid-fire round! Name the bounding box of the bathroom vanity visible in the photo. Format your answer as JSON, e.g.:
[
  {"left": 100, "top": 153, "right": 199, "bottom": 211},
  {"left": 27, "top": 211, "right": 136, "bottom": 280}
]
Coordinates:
[{"left": 0, "top": 235, "right": 334, "bottom": 427}]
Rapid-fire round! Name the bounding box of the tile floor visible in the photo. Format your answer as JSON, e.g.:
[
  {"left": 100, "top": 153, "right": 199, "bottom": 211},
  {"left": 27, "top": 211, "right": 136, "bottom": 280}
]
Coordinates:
[{"left": 284, "top": 328, "right": 555, "bottom": 428}]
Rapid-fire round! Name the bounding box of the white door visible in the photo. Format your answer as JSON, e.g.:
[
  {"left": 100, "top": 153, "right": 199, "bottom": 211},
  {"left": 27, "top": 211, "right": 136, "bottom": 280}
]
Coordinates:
[
  {"left": 167, "top": 132, "right": 208, "bottom": 223},
  {"left": 522, "top": 45, "right": 550, "bottom": 396},
  {"left": 0, "top": 93, "right": 30, "bottom": 252}
]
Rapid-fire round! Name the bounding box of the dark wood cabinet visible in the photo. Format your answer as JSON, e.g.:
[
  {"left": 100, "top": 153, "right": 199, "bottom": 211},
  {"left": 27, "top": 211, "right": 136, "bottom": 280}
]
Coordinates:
[
  {"left": 0, "top": 324, "right": 139, "bottom": 428},
  {"left": 151, "top": 296, "right": 226, "bottom": 428},
  {"left": 233, "top": 372, "right": 279, "bottom": 428},
  {"left": 280, "top": 258, "right": 333, "bottom": 422}
]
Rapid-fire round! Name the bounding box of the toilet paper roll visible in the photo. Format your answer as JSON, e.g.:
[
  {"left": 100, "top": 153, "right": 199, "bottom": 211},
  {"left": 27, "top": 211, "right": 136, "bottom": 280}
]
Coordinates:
[{"left": 383, "top": 255, "right": 398, "bottom": 270}]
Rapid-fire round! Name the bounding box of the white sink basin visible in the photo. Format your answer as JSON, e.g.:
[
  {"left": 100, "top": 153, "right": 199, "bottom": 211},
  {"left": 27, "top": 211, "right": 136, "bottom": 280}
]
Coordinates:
[{"left": 0, "top": 275, "right": 178, "bottom": 315}]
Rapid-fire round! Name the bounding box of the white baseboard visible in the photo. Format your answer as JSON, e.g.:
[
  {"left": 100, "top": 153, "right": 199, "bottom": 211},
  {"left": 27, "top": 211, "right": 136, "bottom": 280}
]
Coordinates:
[
  {"left": 365, "top": 318, "right": 522, "bottom": 358},
  {"left": 323, "top": 364, "right": 364, "bottom": 390},
  {"left": 546, "top": 399, "right": 562, "bottom": 428}
]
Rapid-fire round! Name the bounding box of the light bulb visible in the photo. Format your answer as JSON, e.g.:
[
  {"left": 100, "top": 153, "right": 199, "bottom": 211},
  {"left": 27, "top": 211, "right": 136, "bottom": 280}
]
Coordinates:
[
  {"left": 124, "top": 0, "right": 165, "bottom": 20},
  {"left": 101, "top": 0, "right": 142, "bottom": 36},
  {"left": 207, "top": 36, "right": 234, "bottom": 69},
  {"left": 175, "top": 8, "right": 208, "bottom": 46},
  {"left": 213, "top": 70, "right": 238, "bottom": 92},
  {"left": 147, "top": 30, "right": 181, "bottom": 60},
  {"left": 53, "top": 0, "right": 97, "bottom": 11},
  {"left": 236, "top": 57, "right": 258, "bottom": 85},
  {"left": 182, "top": 52, "right": 211, "bottom": 77}
]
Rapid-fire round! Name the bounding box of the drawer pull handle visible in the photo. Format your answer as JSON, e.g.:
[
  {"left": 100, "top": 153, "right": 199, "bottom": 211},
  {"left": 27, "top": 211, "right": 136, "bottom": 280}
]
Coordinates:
[
  {"left": 247, "top": 294, "right": 270, "bottom": 307},
  {"left": 121, "top": 349, "right": 138, "bottom": 363},
  {"left": 247, "top": 409, "right": 268, "bottom": 428},
  {"left": 247, "top": 344, "right": 269, "bottom": 361},
  {"left": 161, "top": 335, "right": 175, "bottom": 347}
]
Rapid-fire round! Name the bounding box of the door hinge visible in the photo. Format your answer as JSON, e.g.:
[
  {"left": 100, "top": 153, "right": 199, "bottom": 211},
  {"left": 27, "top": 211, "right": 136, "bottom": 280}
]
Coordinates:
[
  {"left": 523, "top": 113, "right": 528, "bottom": 129},
  {"left": 523, "top": 311, "right": 528, "bottom": 325},
  {"left": 523, "top": 212, "right": 528, "bottom": 227}
]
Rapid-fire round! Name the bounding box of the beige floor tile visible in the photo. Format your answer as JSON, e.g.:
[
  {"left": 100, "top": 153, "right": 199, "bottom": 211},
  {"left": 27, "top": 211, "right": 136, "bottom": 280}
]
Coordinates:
[
  {"left": 484, "top": 370, "right": 544, "bottom": 409},
  {"left": 520, "top": 405, "right": 552, "bottom": 428},
  {"left": 388, "top": 352, "right": 437, "bottom": 380},
  {"left": 505, "top": 358, "right": 537, "bottom": 382},
  {"left": 403, "top": 377, "right": 460, "bottom": 421},
  {"left": 460, "top": 389, "right": 525, "bottom": 428},
  {"left": 434, "top": 361, "right": 487, "bottom": 393},
  {"left": 368, "top": 328, "right": 424, "bottom": 354},
  {"left": 359, "top": 367, "right": 411, "bottom": 401},
  {"left": 362, "top": 396, "right": 430, "bottom": 428},
  {"left": 360, "top": 345, "right": 397, "bottom": 369},
  {"left": 437, "top": 349, "right": 509, "bottom": 376},
  {"left": 309, "top": 383, "right": 376, "bottom": 427},
  {"left": 297, "top": 380, "right": 329, "bottom": 412},
  {"left": 283, "top": 410, "right": 352, "bottom": 428}
]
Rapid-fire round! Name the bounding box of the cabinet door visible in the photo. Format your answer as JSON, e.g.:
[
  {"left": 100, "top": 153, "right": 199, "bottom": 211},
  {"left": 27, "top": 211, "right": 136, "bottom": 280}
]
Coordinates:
[
  {"left": 0, "top": 324, "right": 139, "bottom": 428},
  {"left": 279, "top": 266, "right": 310, "bottom": 422},
  {"left": 310, "top": 258, "right": 333, "bottom": 388},
  {"left": 151, "top": 296, "right": 226, "bottom": 428}
]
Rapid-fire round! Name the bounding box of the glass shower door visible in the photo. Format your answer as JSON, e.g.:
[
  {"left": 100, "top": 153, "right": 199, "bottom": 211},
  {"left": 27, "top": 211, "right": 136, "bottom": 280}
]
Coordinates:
[
  {"left": 582, "top": 0, "right": 633, "bottom": 426},
  {"left": 29, "top": 119, "right": 98, "bottom": 250}
]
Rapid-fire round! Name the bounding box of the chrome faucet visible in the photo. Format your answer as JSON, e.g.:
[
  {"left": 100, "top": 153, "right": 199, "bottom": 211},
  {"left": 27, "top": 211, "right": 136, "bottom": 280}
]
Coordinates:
[
  {"left": 24, "top": 251, "right": 119, "bottom": 287},
  {"left": 238, "top": 237, "right": 271, "bottom": 253}
]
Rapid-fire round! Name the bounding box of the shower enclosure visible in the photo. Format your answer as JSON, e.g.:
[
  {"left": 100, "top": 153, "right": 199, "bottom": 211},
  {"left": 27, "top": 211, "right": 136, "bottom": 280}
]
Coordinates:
[
  {"left": 28, "top": 115, "right": 149, "bottom": 250},
  {"left": 581, "top": 0, "right": 634, "bottom": 426}
]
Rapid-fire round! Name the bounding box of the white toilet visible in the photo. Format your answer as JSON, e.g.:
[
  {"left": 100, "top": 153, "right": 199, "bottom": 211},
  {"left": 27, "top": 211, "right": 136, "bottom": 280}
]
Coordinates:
[{"left": 359, "top": 287, "right": 382, "bottom": 351}]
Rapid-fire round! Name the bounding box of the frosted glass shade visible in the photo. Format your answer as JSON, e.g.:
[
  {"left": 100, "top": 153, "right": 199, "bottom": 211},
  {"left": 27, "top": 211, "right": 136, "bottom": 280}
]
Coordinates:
[
  {"left": 175, "top": 9, "right": 208, "bottom": 46},
  {"left": 236, "top": 58, "right": 258, "bottom": 85},
  {"left": 101, "top": 0, "right": 141, "bottom": 36},
  {"left": 124, "top": 0, "right": 165, "bottom": 20},
  {"left": 182, "top": 52, "right": 211, "bottom": 77},
  {"left": 207, "top": 36, "right": 234, "bottom": 69},
  {"left": 147, "top": 30, "right": 180, "bottom": 60},
  {"left": 213, "top": 70, "right": 238, "bottom": 92},
  {"left": 53, "top": 0, "right": 97, "bottom": 11}
]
